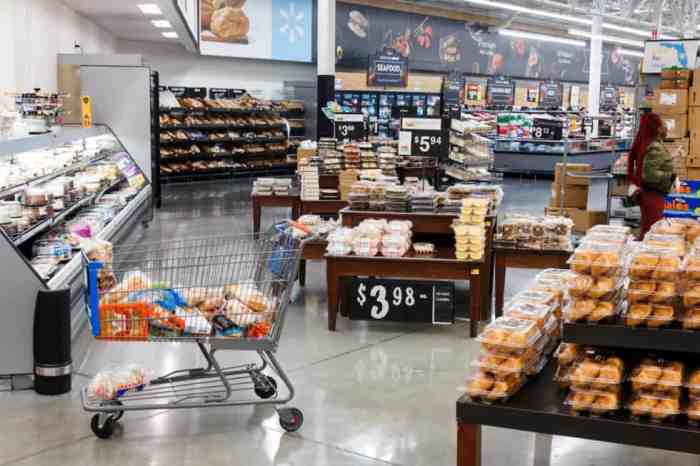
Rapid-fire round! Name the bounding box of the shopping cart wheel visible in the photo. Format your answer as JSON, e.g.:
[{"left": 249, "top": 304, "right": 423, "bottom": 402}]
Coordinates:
[
  {"left": 254, "top": 376, "right": 277, "bottom": 399},
  {"left": 104, "top": 400, "right": 124, "bottom": 421},
  {"left": 278, "top": 407, "right": 303, "bottom": 432},
  {"left": 90, "top": 414, "right": 117, "bottom": 439}
]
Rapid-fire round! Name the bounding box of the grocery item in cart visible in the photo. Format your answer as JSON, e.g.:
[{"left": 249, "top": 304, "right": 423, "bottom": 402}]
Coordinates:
[{"left": 87, "top": 366, "right": 151, "bottom": 401}]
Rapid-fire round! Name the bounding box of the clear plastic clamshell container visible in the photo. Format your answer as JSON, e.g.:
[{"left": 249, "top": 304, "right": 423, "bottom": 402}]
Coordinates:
[
  {"left": 687, "top": 369, "right": 700, "bottom": 397},
  {"left": 565, "top": 388, "right": 622, "bottom": 415},
  {"left": 477, "top": 317, "right": 542, "bottom": 353},
  {"left": 623, "top": 303, "right": 676, "bottom": 328},
  {"left": 627, "top": 393, "right": 681, "bottom": 421},
  {"left": 650, "top": 217, "right": 700, "bottom": 239},
  {"left": 629, "top": 245, "right": 682, "bottom": 282},
  {"left": 629, "top": 359, "right": 684, "bottom": 392},
  {"left": 569, "top": 242, "right": 624, "bottom": 278},
  {"left": 567, "top": 272, "right": 624, "bottom": 301},
  {"left": 465, "top": 371, "right": 525, "bottom": 402},
  {"left": 567, "top": 354, "right": 625, "bottom": 390},
  {"left": 580, "top": 231, "right": 630, "bottom": 247},
  {"left": 587, "top": 224, "right": 632, "bottom": 236},
  {"left": 564, "top": 298, "right": 621, "bottom": 324},
  {"left": 684, "top": 255, "right": 700, "bottom": 281},
  {"left": 503, "top": 301, "right": 555, "bottom": 330},
  {"left": 627, "top": 279, "right": 677, "bottom": 304},
  {"left": 681, "top": 307, "right": 700, "bottom": 329},
  {"left": 554, "top": 343, "right": 580, "bottom": 367},
  {"left": 687, "top": 399, "right": 700, "bottom": 422}
]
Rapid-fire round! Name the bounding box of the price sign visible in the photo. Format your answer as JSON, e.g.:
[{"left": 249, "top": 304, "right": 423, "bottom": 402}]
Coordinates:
[
  {"left": 399, "top": 117, "right": 444, "bottom": 157},
  {"left": 335, "top": 113, "right": 366, "bottom": 141},
  {"left": 486, "top": 77, "right": 514, "bottom": 106},
  {"left": 532, "top": 118, "right": 565, "bottom": 140},
  {"left": 349, "top": 278, "right": 455, "bottom": 324}
]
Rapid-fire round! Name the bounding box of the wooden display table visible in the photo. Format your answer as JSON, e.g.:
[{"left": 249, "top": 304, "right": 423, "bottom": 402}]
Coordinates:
[
  {"left": 252, "top": 193, "right": 300, "bottom": 235},
  {"left": 326, "top": 247, "right": 483, "bottom": 337},
  {"left": 298, "top": 239, "right": 328, "bottom": 287},
  {"left": 300, "top": 199, "right": 348, "bottom": 216},
  {"left": 397, "top": 165, "right": 439, "bottom": 187},
  {"left": 456, "top": 361, "right": 700, "bottom": 466},
  {"left": 493, "top": 246, "right": 570, "bottom": 316}
]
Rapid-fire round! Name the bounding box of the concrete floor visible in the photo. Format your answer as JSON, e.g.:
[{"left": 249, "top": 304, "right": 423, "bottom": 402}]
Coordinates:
[{"left": 1, "top": 177, "right": 697, "bottom": 466}]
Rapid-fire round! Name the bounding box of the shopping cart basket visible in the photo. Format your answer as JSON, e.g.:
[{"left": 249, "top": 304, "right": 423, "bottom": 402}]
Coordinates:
[{"left": 81, "top": 221, "right": 309, "bottom": 439}]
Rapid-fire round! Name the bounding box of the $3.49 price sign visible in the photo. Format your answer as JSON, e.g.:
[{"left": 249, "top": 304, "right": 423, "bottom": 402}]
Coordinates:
[{"left": 348, "top": 278, "right": 455, "bottom": 324}]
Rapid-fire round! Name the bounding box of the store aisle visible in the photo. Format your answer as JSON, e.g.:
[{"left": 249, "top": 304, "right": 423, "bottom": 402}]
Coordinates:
[{"left": 1, "top": 178, "right": 697, "bottom": 466}]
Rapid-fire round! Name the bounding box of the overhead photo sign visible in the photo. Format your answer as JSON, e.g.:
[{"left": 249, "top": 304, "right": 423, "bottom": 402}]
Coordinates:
[{"left": 367, "top": 48, "right": 408, "bottom": 87}]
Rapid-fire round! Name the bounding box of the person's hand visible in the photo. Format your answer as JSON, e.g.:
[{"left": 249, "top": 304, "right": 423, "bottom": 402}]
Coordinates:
[{"left": 628, "top": 183, "right": 641, "bottom": 197}]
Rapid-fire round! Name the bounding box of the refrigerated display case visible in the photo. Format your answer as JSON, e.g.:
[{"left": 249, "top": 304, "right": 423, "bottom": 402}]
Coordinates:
[{"left": 426, "top": 94, "right": 442, "bottom": 117}]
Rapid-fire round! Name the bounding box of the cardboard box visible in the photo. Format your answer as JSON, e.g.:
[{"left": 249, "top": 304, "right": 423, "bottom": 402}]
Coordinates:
[
  {"left": 554, "top": 163, "right": 591, "bottom": 186},
  {"left": 663, "top": 69, "right": 692, "bottom": 80},
  {"left": 545, "top": 207, "right": 608, "bottom": 233},
  {"left": 550, "top": 183, "right": 588, "bottom": 209},
  {"left": 664, "top": 138, "right": 690, "bottom": 161},
  {"left": 653, "top": 89, "right": 689, "bottom": 114},
  {"left": 660, "top": 114, "right": 688, "bottom": 139},
  {"left": 690, "top": 87, "right": 700, "bottom": 107},
  {"left": 687, "top": 156, "right": 700, "bottom": 168},
  {"left": 691, "top": 131, "right": 700, "bottom": 156},
  {"left": 689, "top": 107, "right": 700, "bottom": 131},
  {"left": 611, "top": 176, "right": 628, "bottom": 197},
  {"left": 688, "top": 168, "right": 700, "bottom": 180},
  {"left": 661, "top": 79, "right": 690, "bottom": 89}
]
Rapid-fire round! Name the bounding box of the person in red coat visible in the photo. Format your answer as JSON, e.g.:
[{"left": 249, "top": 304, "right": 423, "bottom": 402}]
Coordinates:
[{"left": 627, "top": 113, "right": 676, "bottom": 239}]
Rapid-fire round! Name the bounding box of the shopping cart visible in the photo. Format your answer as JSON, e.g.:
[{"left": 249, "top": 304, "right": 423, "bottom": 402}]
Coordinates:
[{"left": 81, "top": 221, "right": 309, "bottom": 439}]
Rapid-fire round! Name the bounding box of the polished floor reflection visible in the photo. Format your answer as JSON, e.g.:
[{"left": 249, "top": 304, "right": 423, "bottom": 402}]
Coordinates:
[{"left": 1, "top": 178, "right": 697, "bottom": 466}]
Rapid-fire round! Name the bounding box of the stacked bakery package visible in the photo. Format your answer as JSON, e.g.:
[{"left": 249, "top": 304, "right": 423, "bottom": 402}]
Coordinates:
[
  {"left": 252, "top": 177, "right": 292, "bottom": 196},
  {"left": 410, "top": 191, "right": 438, "bottom": 213},
  {"left": 343, "top": 143, "right": 361, "bottom": 170},
  {"left": 377, "top": 145, "right": 398, "bottom": 177},
  {"left": 299, "top": 165, "right": 319, "bottom": 201},
  {"left": 451, "top": 196, "right": 490, "bottom": 261},
  {"left": 443, "top": 183, "right": 504, "bottom": 215},
  {"left": 564, "top": 224, "right": 633, "bottom": 325},
  {"left": 325, "top": 219, "right": 412, "bottom": 257},
  {"left": 467, "top": 269, "right": 569, "bottom": 402},
  {"left": 385, "top": 184, "right": 409, "bottom": 212},
  {"left": 495, "top": 213, "right": 574, "bottom": 251},
  {"left": 359, "top": 142, "right": 378, "bottom": 169}
]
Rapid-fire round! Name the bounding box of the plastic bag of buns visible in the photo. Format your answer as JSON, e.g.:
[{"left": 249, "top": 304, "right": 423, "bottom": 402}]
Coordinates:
[
  {"left": 629, "top": 245, "right": 682, "bottom": 282},
  {"left": 587, "top": 224, "right": 632, "bottom": 236},
  {"left": 627, "top": 392, "right": 681, "bottom": 421},
  {"left": 623, "top": 303, "right": 675, "bottom": 328},
  {"left": 565, "top": 387, "right": 621, "bottom": 415},
  {"left": 564, "top": 298, "right": 619, "bottom": 323},
  {"left": 650, "top": 217, "right": 700, "bottom": 244},
  {"left": 629, "top": 358, "right": 684, "bottom": 392},
  {"left": 643, "top": 233, "right": 686, "bottom": 257},
  {"left": 477, "top": 317, "right": 542, "bottom": 353},
  {"left": 465, "top": 371, "right": 526, "bottom": 402},
  {"left": 581, "top": 231, "right": 630, "bottom": 247},
  {"left": 567, "top": 272, "right": 623, "bottom": 301},
  {"left": 569, "top": 242, "right": 624, "bottom": 278}
]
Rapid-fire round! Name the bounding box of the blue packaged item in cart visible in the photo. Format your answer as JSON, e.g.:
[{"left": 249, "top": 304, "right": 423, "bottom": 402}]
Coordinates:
[{"left": 212, "top": 314, "right": 241, "bottom": 337}]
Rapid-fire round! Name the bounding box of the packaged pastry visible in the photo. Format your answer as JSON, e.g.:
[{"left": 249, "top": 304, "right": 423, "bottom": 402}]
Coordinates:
[
  {"left": 623, "top": 303, "right": 675, "bottom": 328},
  {"left": 581, "top": 231, "right": 630, "bottom": 247},
  {"left": 687, "top": 368, "right": 700, "bottom": 397},
  {"left": 687, "top": 398, "right": 700, "bottom": 422},
  {"left": 644, "top": 233, "right": 686, "bottom": 257},
  {"left": 564, "top": 299, "right": 618, "bottom": 323},
  {"left": 567, "top": 352, "right": 625, "bottom": 390},
  {"left": 681, "top": 307, "right": 700, "bottom": 329},
  {"left": 627, "top": 280, "right": 677, "bottom": 304},
  {"left": 627, "top": 393, "right": 681, "bottom": 421},
  {"left": 565, "top": 388, "right": 621, "bottom": 415},
  {"left": 650, "top": 217, "right": 699, "bottom": 239},
  {"left": 629, "top": 358, "right": 684, "bottom": 392},
  {"left": 569, "top": 242, "right": 623, "bottom": 278},
  {"left": 477, "top": 317, "right": 542, "bottom": 353},
  {"left": 503, "top": 301, "right": 554, "bottom": 329},
  {"left": 472, "top": 345, "right": 545, "bottom": 377},
  {"left": 554, "top": 343, "right": 580, "bottom": 367},
  {"left": 466, "top": 371, "right": 525, "bottom": 402},
  {"left": 587, "top": 224, "right": 632, "bottom": 236},
  {"left": 629, "top": 245, "right": 682, "bottom": 282},
  {"left": 684, "top": 255, "right": 700, "bottom": 281},
  {"left": 567, "top": 272, "right": 621, "bottom": 301}
]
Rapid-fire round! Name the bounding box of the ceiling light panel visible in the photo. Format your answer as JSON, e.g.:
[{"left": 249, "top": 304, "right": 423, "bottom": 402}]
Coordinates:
[
  {"left": 568, "top": 29, "right": 645, "bottom": 48},
  {"left": 137, "top": 4, "right": 162, "bottom": 15},
  {"left": 463, "top": 0, "right": 591, "bottom": 25},
  {"left": 162, "top": 31, "right": 179, "bottom": 38},
  {"left": 498, "top": 29, "right": 586, "bottom": 47},
  {"left": 152, "top": 20, "right": 172, "bottom": 28}
]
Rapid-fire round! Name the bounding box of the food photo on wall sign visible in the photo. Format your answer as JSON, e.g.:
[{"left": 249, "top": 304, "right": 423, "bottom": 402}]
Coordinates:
[{"left": 201, "top": 0, "right": 250, "bottom": 44}]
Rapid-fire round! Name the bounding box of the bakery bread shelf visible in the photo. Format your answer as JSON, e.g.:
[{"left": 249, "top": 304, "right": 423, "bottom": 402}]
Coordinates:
[
  {"left": 160, "top": 136, "right": 286, "bottom": 145},
  {"left": 562, "top": 321, "right": 700, "bottom": 354},
  {"left": 160, "top": 123, "right": 287, "bottom": 131}
]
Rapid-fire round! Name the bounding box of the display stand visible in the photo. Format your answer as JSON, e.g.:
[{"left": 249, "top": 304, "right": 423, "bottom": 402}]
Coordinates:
[
  {"left": 299, "top": 199, "right": 348, "bottom": 216},
  {"left": 493, "top": 246, "right": 570, "bottom": 316},
  {"left": 298, "top": 239, "right": 328, "bottom": 287},
  {"left": 251, "top": 192, "right": 300, "bottom": 235}
]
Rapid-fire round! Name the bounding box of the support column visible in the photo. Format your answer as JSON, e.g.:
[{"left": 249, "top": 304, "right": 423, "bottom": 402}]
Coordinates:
[
  {"left": 317, "top": 0, "right": 336, "bottom": 139},
  {"left": 588, "top": 14, "right": 602, "bottom": 119}
]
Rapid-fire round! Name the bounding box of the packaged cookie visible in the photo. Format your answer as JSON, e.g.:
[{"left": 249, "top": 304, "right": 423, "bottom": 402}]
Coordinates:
[
  {"left": 569, "top": 242, "right": 623, "bottom": 278},
  {"left": 565, "top": 388, "right": 621, "bottom": 415},
  {"left": 477, "top": 317, "right": 542, "bottom": 353},
  {"left": 629, "top": 245, "right": 682, "bottom": 282},
  {"left": 564, "top": 298, "right": 619, "bottom": 323},
  {"left": 465, "top": 371, "right": 525, "bottom": 402},
  {"left": 629, "top": 358, "right": 684, "bottom": 393},
  {"left": 623, "top": 303, "right": 675, "bottom": 328},
  {"left": 627, "top": 392, "right": 681, "bottom": 421}
]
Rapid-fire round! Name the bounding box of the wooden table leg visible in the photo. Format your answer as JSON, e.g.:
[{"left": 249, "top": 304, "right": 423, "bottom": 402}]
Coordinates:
[
  {"left": 253, "top": 198, "right": 261, "bottom": 236},
  {"left": 480, "top": 254, "right": 491, "bottom": 321},
  {"left": 494, "top": 252, "right": 506, "bottom": 318},
  {"left": 457, "top": 422, "right": 482, "bottom": 466},
  {"left": 469, "top": 269, "right": 482, "bottom": 338},
  {"left": 326, "top": 259, "right": 339, "bottom": 331},
  {"left": 298, "top": 259, "right": 306, "bottom": 287},
  {"left": 292, "top": 200, "right": 301, "bottom": 221}
]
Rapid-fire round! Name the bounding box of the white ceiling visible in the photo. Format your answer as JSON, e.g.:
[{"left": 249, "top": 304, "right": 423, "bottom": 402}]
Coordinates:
[{"left": 60, "top": 0, "right": 177, "bottom": 42}]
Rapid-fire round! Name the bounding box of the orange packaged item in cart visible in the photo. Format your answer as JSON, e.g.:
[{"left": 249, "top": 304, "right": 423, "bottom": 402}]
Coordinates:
[{"left": 98, "top": 302, "right": 153, "bottom": 339}]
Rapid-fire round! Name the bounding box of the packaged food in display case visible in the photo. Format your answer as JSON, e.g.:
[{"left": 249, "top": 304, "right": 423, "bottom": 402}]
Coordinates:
[
  {"left": 627, "top": 392, "right": 682, "bottom": 421},
  {"left": 564, "top": 298, "right": 621, "bottom": 323},
  {"left": 569, "top": 242, "right": 625, "bottom": 278},
  {"left": 566, "top": 350, "right": 625, "bottom": 391},
  {"left": 629, "top": 358, "right": 684, "bottom": 393},
  {"left": 623, "top": 303, "right": 676, "bottom": 328},
  {"left": 565, "top": 387, "right": 622, "bottom": 415},
  {"left": 466, "top": 371, "right": 526, "bottom": 402},
  {"left": 629, "top": 245, "right": 682, "bottom": 282},
  {"left": 477, "top": 317, "right": 542, "bottom": 354}
]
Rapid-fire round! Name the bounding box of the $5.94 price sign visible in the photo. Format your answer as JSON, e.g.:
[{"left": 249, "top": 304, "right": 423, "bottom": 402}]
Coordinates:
[
  {"left": 412, "top": 133, "right": 442, "bottom": 156},
  {"left": 348, "top": 278, "right": 455, "bottom": 324},
  {"left": 399, "top": 117, "right": 444, "bottom": 157}
]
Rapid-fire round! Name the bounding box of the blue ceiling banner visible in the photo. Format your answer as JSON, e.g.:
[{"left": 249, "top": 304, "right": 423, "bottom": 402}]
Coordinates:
[{"left": 335, "top": 3, "right": 640, "bottom": 86}]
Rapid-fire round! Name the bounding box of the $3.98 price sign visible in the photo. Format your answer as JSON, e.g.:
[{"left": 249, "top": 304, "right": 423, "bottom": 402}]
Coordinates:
[
  {"left": 348, "top": 278, "right": 455, "bottom": 324},
  {"left": 335, "top": 121, "right": 366, "bottom": 141}
]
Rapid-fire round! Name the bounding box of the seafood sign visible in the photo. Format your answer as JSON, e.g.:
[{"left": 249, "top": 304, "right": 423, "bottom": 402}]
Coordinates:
[{"left": 367, "top": 48, "right": 408, "bottom": 87}]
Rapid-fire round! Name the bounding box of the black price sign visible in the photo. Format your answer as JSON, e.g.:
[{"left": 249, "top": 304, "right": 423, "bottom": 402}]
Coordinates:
[
  {"left": 335, "top": 114, "right": 366, "bottom": 141},
  {"left": 349, "top": 278, "right": 455, "bottom": 324},
  {"left": 539, "top": 81, "right": 562, "bottom": 108},
  {"left": 532, "top": 118, "right": 564, "bottom": 140},
  {"left": 399, "top": 117, "right": 444, "bottom": 157},
  {"left": 411, "top": 131, "right": 443, "bottom": 156},
  {"left": 486, "top": 77, "right": 514, "bottom": 106}
]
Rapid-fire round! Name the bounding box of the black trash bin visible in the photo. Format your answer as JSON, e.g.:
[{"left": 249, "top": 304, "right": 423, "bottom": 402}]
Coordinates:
[{"left": 34, "top": 288, "right": 72, "bottom": 395}]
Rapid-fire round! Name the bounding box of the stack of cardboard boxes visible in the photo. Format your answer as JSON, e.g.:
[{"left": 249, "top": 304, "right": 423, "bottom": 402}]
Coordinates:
[{"left": 545, "top": 162, "right": 607, "bottom": 232}]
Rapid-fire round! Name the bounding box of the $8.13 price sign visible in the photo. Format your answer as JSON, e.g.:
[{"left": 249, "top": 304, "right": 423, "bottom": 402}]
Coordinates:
[{"left": 348, "top": 278, "right": 455, "bottom": 324}]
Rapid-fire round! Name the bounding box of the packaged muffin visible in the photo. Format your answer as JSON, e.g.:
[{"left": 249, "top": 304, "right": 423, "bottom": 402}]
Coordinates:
[
  {"left": 629, "top": 245, "right": 682, "bottom": 282},
  {"left": 477, "top": 317, "right": 542, "bottom": 353},
  {"left": 565, "top": 388, "right": 621, "bottom": 415},
  {"left": 623, "top": 303, "right": 675, "bottom": 328},
  {"left": 569, "top": 242, "right": 623, "bottom": 278},
  {"left": 629, "top": 358, "right": 684, "bottom": 393},
  {"left": 465, "top": 371, "right": 525, "bottom": 402},
  {"left": 564, "top": 298, "right": 619, "bottom": 323},
  {"left": 627, "top": 392, "right": 681, "bottom": 421}
]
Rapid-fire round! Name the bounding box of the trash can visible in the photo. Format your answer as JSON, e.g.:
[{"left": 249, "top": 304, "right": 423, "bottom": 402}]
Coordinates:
[{"left": 34, "top": 288, "right": 72, "bottom": 395}]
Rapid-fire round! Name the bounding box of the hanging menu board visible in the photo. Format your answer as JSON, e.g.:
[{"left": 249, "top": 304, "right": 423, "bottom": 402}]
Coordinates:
[
  {"left": 367, "top": 48, "right": 408, "bottom": 87},
  {"left": 167, "top": 86, "right": 207, "bottom": 98},
  {"left": 539, "top": 81, "right": 563, "bottom": 108},
  {"left": 208, "top": 88, "right": 247, "bottom": 99},
  {"left": 442, "top": 72, "right": 464, "bottom": 107},
  {"left": 486, "top": 77, "right": 515, "bottom": 106}
]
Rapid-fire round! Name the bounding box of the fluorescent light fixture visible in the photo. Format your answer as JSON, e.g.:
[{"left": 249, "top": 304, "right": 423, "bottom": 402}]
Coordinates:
[
  {"left": 463, "top": 0, "right": 591, "bottom": 25},
  {"left": 499, "top": 29, "right": 586, "bottom": 47},
  {"left": 151, "top": 20, "right": 172, "bottom": 28},
  {"left": 162, "top": 31, "right": 179, "bottom": 38},
  {"left": 602, "top": 23, "right": 676, "bottom": 40},
  {"left": 618, "top": 48, "right": 645, "bottom": 58},
  {"left": 137, "top": 3, "right": 162, "bottom": 15},
  {"left": 568, "top": 29, "right": 645, "bottom": 48}
]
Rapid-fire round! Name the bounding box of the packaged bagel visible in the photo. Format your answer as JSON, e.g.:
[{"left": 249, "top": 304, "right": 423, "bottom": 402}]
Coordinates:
[
  {"left": 466, "top": 371, "right": 525, "bottom": 402},
  {"left": 477, "top": 317, "right": 542, "bottom": 353},
  {"left": 623, "top": 303, "right": 676, "bottom": 328},
  {"left": 629, "top": 358, "right": 684, "bottom": 393},
  {"left": 565, "top": 388, "right": 622, "bottom": 415},
  {"left": 569, "top": 242, "right": 624, "bottom": 278},
  {"left": 564, "top": 298, "right": 620, "bottom": 323},
  {"left": 567, "top": 272, "right": 624, "bottom": 301},
  {"left": 628, "top": 245, "right": 682, "bottom": 282},
  {"left": 627, "top": 392, "right": 681, "bottom": 421}
]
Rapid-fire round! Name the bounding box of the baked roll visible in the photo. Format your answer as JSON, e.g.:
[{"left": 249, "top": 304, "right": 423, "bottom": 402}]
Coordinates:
[{"left": 211, "top": 7, "right": 250, "bottom": 41}]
